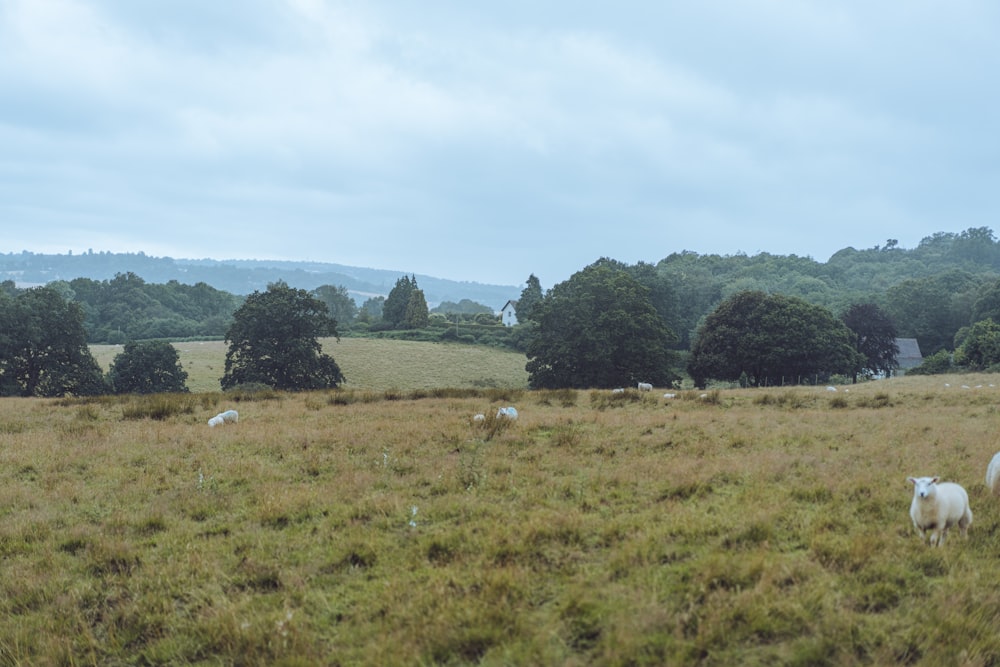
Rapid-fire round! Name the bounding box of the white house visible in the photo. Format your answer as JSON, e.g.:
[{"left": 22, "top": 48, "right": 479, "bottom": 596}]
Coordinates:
[{"left": 500, "top": 300, "right": 519, "bottom": 327}]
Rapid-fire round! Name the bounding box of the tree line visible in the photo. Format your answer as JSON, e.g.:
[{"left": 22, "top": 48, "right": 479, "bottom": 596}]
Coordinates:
[{"left": 6, "top": 226, "right": 1000, "bottom": 395}]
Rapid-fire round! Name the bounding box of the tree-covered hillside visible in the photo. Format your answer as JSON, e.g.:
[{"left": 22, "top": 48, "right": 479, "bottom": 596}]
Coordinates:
[
  {"left": 0, "top": 251, "right": 519, "bottom": 307},
  {"left": 656, "top": 227, "right": 1000, "bottom": 355}
]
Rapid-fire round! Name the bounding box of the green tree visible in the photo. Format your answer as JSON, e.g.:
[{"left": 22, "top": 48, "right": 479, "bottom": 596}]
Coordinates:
[
  {"left": 841, "top": 302, "right": 899, "bottom": 381},
  {"left": 383, "top": 275, "right": 417, "bottom": 328},
  {"left": 221, "top": 282, "right": 344, "bottom": 391},
  {"left": 358, "top": 296, "right": 385, "bottom": 323},
  {"left": 432, "top": 299, "right": 494, "bottom": 315},
  {"left": 0, "top": 287, "right": 106, "bottom": 397},
  {"left": 971, "top": 278, "right": 1000, "bottom": 324},
  {"left": 312, "top": 285, "right": 357, "bottom": 327},
  {"left": 688, "top": 291, "right": 859, "bottom": 388},
  {"left": 885, "top": 270, "right": 981, "bottom": 355},
  {"left": 404, "top": 289, "right": 429, "bottom": 328},
  {"left": 108, "top": 340, "right": 189, "bottom": 394},
  {"left": 906, "top": 349, "right": 954, "bottom": 375},
  {"left": 591, "top": 258, "right": 682, "bottom": 344},
  {"left": 525, "top": 263, "right": 679, "bottom": 389},
  {"left": 515, "top": 274, "right": 544, "bottom": 323},
  {"left": 953, "top": 319, "right": 1000, "bottom": 370}
]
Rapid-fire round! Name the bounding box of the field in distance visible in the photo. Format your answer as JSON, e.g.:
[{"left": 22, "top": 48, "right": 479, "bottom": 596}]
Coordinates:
[
  {"left": 90, "top": 337, "right": 531, "bottom": 392},
  {"left": 4, "top": 376, "right": 1000, "bottom": 663}
]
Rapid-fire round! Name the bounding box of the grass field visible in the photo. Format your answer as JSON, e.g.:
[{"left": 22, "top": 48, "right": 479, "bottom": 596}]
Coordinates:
[
  {"left": 4, "top": 375, "right": 1000, "bottom": 664},
  {"left": 91, "top": 338, "right": 531, "bottom": 393}
]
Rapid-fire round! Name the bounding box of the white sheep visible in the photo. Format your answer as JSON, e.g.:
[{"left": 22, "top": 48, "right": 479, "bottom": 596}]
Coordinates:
[
  {"left": 472, "top": 413, "right": 486, "bottom": 422},
  {"left": 986, "top": 452, "right": 1000, "bottom": 496},
  {"left": 208, "top": 409, "right": 239, "bottom": 427},
  {"left": 637, "top": 382, "right": 653, "bottom": 391},
  {"left": 496, "top": 406, "right": 518, "bottom": 420},
  {"left": 611, "top": 388, "right": 625, "bottom": 394},
  {"left": 907, "top": 476, "right": 972, "bottom": 546}
]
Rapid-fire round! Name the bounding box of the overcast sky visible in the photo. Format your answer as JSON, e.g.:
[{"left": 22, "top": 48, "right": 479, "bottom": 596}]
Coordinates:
[{"left": 3, "top": 1, "right": 999, "bottom": 288}]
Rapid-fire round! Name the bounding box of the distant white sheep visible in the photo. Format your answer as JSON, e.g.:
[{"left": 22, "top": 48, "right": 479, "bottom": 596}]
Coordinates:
[
  {"left": 208, "top": 409, "right": 239, "bottom": 427},
  {"left": 611, "top": 388, "right": 625, "bottom": 394},
  {"left": 472, "top": 413, "right": 486, "bottom": 422},
  {"left": 663, "top": 393, "right": 676, "bottom": 399},
  {"left": 496, "top": 406, "right": 518, "bottom": 420},
  {"left": 825, "top": 386, "right": 837, "bottom": 392},
  {"left": 637, "top": 382, "right": 653, "bottom": 392},
  {"left": 907, "top": 476, "right": 972, "bottom": 547},
  {"left": 986, "top": 452, "right": 1000, "bottom": 496}
]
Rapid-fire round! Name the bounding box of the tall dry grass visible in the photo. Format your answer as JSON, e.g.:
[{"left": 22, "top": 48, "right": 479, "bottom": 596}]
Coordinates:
[{"left": 2, "top": 376, "right": 1000, "bottom": 664}]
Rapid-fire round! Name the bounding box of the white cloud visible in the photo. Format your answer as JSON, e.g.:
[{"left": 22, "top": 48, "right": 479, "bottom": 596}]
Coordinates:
[{"left": 2, "top": 1, "right": 1000, "bottom": 285}]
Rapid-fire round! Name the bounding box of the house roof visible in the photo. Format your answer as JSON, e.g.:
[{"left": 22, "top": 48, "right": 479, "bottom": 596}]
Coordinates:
[
  {"left": 895, "top": 338, "right": 922, "bottom": 368},
  {"left": 501, "top": 299, "right": 518, "bottom": 310}
]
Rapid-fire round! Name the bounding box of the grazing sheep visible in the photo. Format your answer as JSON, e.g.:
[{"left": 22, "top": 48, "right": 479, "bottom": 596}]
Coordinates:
[
  {"left": 611, "top": 388, "right": 625, "bottom": 394},
  {"left": 496, "top": 406, "right": 518, "bottom": 420},
  {"left": 472, "top": 413, "right": 486, "bottom": 422},
  {"left": 907, "top": 476, "right": 972, "bottom": 546},
  {"left": 208, "top": 409, "right": 239, "bottom": 427},
  {"left": 986, "top": 452, "right": 1000, "bottom": 496},
  {"left": 637, "top": 382, "right": 653, "bottom": 391},
  {"left": 663, "top": 393, "right": 676, "bottom": 399}
]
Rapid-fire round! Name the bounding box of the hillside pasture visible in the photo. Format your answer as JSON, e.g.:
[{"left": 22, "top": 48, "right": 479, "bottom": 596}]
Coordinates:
[
  {"left": 91, "top": 337, "right": 531, "bottom": 393},
  {"left": 3, "top": 377, "right": 1000, "bottom": 664}
]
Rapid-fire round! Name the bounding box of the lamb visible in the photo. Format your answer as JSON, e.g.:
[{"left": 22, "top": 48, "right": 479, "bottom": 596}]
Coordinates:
[
  {"left": 907, "top": 476, "right": 972, "bottom": 546},
  {"left": 637, "top": 382, "right": 653, "bottom": 391},
  {"left": 208, "top": 409, "right": 239, "bottom": 427},
  {"left": 986, "top": 452, "right": 1000, "bottom": 496}
]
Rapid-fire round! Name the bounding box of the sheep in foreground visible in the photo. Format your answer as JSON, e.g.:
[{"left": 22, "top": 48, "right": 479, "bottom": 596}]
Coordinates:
[
  {"left": 208, "top": 409, "right": 239, "bottom": 427},
  {"left": 637, "top": 382, "right": 653, "bottom": 391},
  {"left": 986, "top": 452, "right": 1000, "bottom": 496},
  {"left": 907, "top": 476, "right": 972, "bottom": 546}
]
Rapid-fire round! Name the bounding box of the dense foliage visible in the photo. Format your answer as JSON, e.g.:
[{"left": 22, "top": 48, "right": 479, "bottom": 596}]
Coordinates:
[
  {"left": 688, "top": 291, "right": 860, "bottom": 388},
  {"left": 382, "top": 275, "right": 420, "bottom": 329},
  {"left": 432, "top": 299, "right": 494, "bottom": 315},
  {"left": 221, "top": 282, "right": 344, "bottom": 391},
  {"left": 0, "top": 286, "right": 106, "bottom": 396},
  {"left": 841, "top": 302, "right": 899, "bottom": 381},
  {"left": 515, "top": 274, "right": 544, "bottom": 322},
  {"left": 64, "top": 272, "right": 242, "bottom": 343},
  {"left": 953, "top": 318, "right": 1000, "bottom": 371},
  {"left": 108, "top": 340, "right": 189, "bottom": 394},
  {"left": 526, "top": 263, "right": 679, "bottom": 389},
  {"left": 311, "top": 284, "right": 357, "bottom": 328}
]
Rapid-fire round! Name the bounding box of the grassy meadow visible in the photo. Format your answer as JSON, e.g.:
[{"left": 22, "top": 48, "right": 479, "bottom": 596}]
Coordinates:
[
  {"left": 90, "top": 338, "right": 532, "bottom": 393},
  {"left": 5, "top": 374, "right": 1000, "bottom": 664}
]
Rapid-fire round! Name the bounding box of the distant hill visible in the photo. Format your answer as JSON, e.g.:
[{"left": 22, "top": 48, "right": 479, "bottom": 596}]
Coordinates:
[{"left": 0, "top": 251, "right": 520, "bottom": 310}]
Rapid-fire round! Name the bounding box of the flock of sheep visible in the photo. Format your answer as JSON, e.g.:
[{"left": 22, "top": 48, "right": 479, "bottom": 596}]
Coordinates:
[{"left": 205, "top": 385, "right": 1000, "bottom": 550}]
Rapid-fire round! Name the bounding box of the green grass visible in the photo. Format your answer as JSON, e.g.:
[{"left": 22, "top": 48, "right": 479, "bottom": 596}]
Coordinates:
[
  {"left": 91, "top": 337, "right": 531, "bottom": 393},
  {"left": 4, "top": 376, "right": 1000, "bottom": 664}
]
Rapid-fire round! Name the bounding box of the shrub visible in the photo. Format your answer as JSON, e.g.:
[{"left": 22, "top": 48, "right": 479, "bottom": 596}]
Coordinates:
[{"left": 906, "top": 349, "right": 953, "bottom": 375}]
